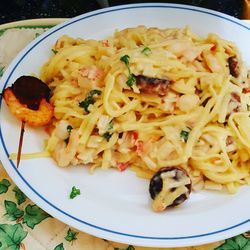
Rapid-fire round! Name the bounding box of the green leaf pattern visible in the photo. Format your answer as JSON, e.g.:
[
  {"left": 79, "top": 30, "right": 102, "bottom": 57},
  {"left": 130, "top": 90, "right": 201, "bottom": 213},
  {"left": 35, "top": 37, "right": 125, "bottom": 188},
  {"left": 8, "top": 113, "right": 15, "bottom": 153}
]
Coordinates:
[
  {"left": 1, "top": 179, "right": 250, "bottom": 250},
  {"left": 22, "top": 204, "right": 50, "bottom": 229},
  {"left": 0, "top": 224, "right": 27, "bottom": 250},
  {"left": 215, "top": 235, "right": 250, "bottom": 250},
  {"left": 4, "top": 201, "right": 24, "bottom": 221},
  {"left": 12, "top": 186, "right": 27, "bottom": 205},
  {"left": 0, "top": 179, "right": 11, "bottom": 194},
  {"left": 54, "top": 243, "right": 65, "bottom": 250},
  {"left": 65, "top": 228, "right": 78, "bottom": 242},
  {"left": 0, "top": 65, "right": 5, "bottom": 77}
]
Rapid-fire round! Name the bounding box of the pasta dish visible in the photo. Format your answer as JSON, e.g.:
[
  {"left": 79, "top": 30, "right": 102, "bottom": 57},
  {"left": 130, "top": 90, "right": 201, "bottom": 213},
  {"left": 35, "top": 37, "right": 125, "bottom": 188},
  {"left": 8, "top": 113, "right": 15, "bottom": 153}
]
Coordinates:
[{"left": 39, "top": 26, "right": 250, "bottom": 208}]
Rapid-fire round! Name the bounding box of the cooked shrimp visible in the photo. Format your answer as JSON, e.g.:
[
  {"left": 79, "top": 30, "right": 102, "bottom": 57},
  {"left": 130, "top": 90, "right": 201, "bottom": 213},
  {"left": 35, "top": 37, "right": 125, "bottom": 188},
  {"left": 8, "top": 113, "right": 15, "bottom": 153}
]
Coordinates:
[
  {"left": 3, "top": 87, "right": 53, "bottom": 127},
  {"left": 2, "top": 75, "right": 54, "bottom": 167},
  {"left": 53, "top": 130, "right": 79, "bottom": 167}
]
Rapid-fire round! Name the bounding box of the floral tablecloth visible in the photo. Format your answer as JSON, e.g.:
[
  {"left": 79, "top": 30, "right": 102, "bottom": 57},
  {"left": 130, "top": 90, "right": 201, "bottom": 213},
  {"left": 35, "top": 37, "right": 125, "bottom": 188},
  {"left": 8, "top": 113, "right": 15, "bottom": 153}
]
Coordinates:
[{"left": 0, "top": 18, "right": 250, "bottom": 250}]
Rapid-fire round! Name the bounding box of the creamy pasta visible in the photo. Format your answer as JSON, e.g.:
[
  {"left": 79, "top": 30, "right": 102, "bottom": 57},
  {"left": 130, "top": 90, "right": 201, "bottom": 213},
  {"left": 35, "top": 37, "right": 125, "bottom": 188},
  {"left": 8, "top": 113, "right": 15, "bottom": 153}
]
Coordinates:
[{"left": 40, "top": 25, "right": 250, "bottom": 194}]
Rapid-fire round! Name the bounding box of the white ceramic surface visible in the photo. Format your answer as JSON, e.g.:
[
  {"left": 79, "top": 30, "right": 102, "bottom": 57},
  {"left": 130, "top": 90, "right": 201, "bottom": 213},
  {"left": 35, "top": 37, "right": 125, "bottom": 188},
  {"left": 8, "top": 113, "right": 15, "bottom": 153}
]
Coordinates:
[{"left": 0, "top": 3, "right": 250, "bottom": 248}]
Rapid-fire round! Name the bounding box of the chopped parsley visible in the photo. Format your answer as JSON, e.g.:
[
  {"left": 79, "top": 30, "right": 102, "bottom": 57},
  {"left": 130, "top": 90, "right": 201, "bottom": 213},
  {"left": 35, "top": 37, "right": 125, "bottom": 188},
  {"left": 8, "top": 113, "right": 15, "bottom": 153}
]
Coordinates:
[
  {"left": 180, "top": 130, "right": 190, "bottom": 142},
  {"left": 120, "top": 54, "right": 130, "bottom": 66},
  {"left": 79, "top": 89, "right": 102, "bottom": 112},
  {"left": 51, "top": 48, "right": 58, "bottom": 54},
  {"left": 126, "top": 74, "right": 136, "bottom": 87},
  {"left": 141, "top": 46, "right": 152, "bottom": 56},
  {"left": 69, "top": 186, "right": 80, "bottom": 199},
  {"left": 120, "top": 55, "right": 136, "bottom": 87},
  {"left": 107, "top": 120, "right": 113, "bottom": 130},
  {"left": 102, "top": 132, "right": 113, "bottom": 142}
]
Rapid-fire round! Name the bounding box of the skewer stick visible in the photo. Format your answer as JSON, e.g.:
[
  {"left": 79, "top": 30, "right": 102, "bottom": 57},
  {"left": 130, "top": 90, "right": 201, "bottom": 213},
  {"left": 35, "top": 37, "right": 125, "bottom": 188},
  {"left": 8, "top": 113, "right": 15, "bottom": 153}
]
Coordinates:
[{"left": 17, "top": 121, "right": 25, "bottom": 168}]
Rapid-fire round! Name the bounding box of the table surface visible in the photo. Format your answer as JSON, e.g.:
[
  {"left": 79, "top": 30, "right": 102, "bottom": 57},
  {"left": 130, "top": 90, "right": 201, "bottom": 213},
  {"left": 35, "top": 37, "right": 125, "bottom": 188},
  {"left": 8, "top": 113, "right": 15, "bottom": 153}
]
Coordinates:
[
  {"left": 0, "top": 0, "right": 245, "bottom": 25},
  {"left": 0, "top": 18, "right": 249, "bottom": 250}
]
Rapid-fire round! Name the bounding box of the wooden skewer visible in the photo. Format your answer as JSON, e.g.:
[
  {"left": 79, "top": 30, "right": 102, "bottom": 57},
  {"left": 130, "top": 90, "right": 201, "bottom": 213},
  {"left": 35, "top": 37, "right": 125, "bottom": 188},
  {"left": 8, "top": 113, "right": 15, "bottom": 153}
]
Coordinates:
[{"left": 17, "top": 120, "right": 25, "bottom": 168}]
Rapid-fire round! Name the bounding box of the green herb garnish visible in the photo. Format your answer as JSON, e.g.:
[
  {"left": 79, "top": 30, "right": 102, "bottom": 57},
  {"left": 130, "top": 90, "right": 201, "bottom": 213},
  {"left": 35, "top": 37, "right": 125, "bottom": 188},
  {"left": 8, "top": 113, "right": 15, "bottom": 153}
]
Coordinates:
[
  {"left": 180, "top": 130, "right": 189, "bottom": 142},
  {"left": 69, "top": 186, "right": 81, "bottom": 199},
  {"left": 141, "top": 47, "right": 152, "bottom": 56},
  {"left": 120, "top": 55, "right": 135, "bottom": 87},
  {"left": 51, "top": 49, "right": 58, "bottom": 54},
  {"left": 79, "top": 89, "right": 102, "bottom": 112},
  {"left": 107, "top": 120, "right": 114, "bottom": 130},
  {"left": 126, "top": 74, "right": 136, "bottom": 87},
  {"left": 120, "top": 54, "right": 130, "bottom": 66},
  {"left": 102, "top": 132, "right": 113, "bottom": 142}
]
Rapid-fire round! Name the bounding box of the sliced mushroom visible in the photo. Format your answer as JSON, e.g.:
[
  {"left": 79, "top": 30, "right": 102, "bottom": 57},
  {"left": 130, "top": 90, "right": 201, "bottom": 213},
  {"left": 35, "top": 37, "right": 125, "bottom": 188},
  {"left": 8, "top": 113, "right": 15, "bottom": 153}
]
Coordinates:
[
  {"left": 135, "top": 75, "right": 171, "bottom": 96},
  {"left": 149, "top": 166, "right": 191, "bottom": 212},
  {"left": 10, "top": 75, "right": 51, "bottom": 110},
  {"left": 228, "top": 56, "right": 239, "bottom": 78}
]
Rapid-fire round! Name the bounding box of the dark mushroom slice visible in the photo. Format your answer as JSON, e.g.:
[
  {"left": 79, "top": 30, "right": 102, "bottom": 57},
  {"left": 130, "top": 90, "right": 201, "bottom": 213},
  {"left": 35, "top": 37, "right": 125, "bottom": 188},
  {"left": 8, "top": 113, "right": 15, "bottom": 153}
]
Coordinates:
[
  {"left": 149, "top": 166, "right": 191, "bottom": 212},
  {"left": 9, "top": 75, "right": 51, "bottom": 110},
  {"left": 135, "top": 75, "right": 171, "bottom": 96},
  {"left": 228, "top": 56, "right": 239, "bottom": 78}
]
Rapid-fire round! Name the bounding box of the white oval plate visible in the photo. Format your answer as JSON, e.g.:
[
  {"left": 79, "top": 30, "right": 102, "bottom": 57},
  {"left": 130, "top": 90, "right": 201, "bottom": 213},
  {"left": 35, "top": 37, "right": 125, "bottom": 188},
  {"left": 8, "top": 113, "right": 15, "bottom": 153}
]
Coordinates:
[{"left": 1, "top": 3, "right": 250, "bottom": 248}]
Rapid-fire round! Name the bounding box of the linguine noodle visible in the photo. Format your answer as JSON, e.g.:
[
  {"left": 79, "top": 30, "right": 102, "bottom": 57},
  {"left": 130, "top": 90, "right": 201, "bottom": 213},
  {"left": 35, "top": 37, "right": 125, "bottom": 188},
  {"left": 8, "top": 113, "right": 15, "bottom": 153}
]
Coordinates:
[{"left": 40, "top": 25, "right": 250, "bottom": 194}]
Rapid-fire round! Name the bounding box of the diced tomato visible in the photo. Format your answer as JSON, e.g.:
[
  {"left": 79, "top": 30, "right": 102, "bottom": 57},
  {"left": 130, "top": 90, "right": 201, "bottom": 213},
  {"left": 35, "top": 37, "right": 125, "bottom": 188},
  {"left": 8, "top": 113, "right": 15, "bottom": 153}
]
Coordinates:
[
  {"left": 231, "top": 92, "right": 241, "bottom": 103},
  {"left": 210, "top": 44, "right": 216, "bottom": 52},
  {"left": 169, "top": 80, "right": 176, "bottom": 84},
  {"left": 125, "top": 131, "right": 138, "bottom": 144},
  {"left": 71, "top": 77, "right": 78, "bottom": 85},
  {"left": 148, "top": 113, "right": 157, "bottom": 119},
  {"left": 117, "top": 162, "right": 129, "bottom": 172},
  {"left": 243, "top": 87, "right": 250, "bottom": 94},
  {"left": 132, "top": 131, "right": 139, "bottom": 141}
]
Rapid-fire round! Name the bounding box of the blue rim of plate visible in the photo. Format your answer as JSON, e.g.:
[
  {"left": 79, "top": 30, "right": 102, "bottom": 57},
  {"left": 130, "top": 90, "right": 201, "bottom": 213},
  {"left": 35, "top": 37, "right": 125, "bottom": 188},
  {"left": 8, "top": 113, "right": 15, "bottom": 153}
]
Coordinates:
[{"left": 0, "top": 3, "right": 250, "bottom": 243}]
